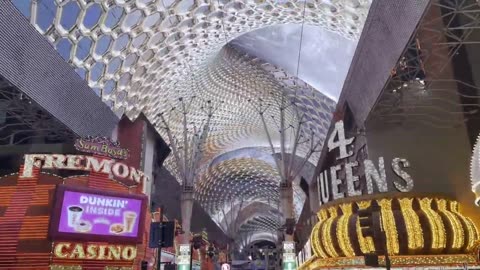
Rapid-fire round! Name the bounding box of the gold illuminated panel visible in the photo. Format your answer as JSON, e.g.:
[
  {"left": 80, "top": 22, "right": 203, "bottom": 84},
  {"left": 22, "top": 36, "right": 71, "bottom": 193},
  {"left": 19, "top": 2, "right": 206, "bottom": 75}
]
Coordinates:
[
  {"left": 378, "top": 199, "right": 399, "bottom": 255},
  {"left": 450, "top": 201, "right": 479, "bottom": 251},
  {"left": 308, "top": 195, "right": 479, "bottom": 260},
  {"left": 419, "top": 197, "right": 446, "bottom": 252},
  {"left": 311, "top": 209, "right": 329, "bottom": 258},
  {"left": 398, "top": 198, "right": 423, "bottom": 253},
  {"left": 336, "top": 204, "right": 354, "bottom": 257},
  {"left": 355, "top": 200, "right": 375, "bottom": 254},
  {"left": 311, "top": 222, "right": 326, "bottom": 258},
  {"left": 321, "top": 208, "right": 339, "bottom": 258},
  {"left": 299, "top": 254, "right": 478, "bottom": 270},
  {"left": 437, "top": 199, "right": 464, "bottom": 252}
]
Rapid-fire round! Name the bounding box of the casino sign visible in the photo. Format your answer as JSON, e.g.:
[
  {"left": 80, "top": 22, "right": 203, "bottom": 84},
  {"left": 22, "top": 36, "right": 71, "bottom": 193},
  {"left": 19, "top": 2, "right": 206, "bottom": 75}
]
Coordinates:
[{"left": 54, "top": 242, "right": 137, "bottom": 261}]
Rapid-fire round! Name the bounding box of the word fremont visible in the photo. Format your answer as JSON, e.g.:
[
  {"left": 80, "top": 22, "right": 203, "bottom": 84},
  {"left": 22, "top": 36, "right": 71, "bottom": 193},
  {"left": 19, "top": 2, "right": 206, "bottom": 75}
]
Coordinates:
[{"left": 20, "top": 154, "right": 148, "bottom": 184}]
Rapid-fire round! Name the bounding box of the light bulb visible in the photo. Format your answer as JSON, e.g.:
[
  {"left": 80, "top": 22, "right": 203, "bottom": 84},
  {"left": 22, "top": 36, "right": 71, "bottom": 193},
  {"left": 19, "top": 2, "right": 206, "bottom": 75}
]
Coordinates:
[{"left": 471, "top": 133, "right": 480, "bottom": 206}]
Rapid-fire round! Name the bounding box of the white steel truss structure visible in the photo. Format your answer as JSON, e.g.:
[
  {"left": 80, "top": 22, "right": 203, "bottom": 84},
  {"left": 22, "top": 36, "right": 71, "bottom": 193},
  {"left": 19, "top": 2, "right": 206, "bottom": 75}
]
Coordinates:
[
  {"left": 13, "top": 0, "right": 372, "bottom": 245},
  {"left": 369, "top": 0, "right": 480, "bottom": 129}
]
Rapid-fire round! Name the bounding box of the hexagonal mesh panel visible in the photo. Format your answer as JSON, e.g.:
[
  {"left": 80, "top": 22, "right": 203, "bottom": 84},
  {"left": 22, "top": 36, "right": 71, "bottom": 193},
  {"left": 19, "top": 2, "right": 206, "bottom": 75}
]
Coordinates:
[
  {"left": 12, "top": 0, "right": 371, "bottom": 242},
  {"left": 15, "top": 0, "right": 370, "bottom": 112}
]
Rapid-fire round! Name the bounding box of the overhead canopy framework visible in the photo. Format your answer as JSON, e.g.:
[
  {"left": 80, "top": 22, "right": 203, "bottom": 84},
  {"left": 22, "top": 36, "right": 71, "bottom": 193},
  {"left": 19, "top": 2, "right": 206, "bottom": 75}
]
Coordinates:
[
  {"left": 13, "top": 0, "right": 372, "bottom": 246},
  {"left": 0, "top": 77, "right": 74, "bottom": 146},
  {"left": 0, "top": 1, "right": 119, "bottom": 137}
]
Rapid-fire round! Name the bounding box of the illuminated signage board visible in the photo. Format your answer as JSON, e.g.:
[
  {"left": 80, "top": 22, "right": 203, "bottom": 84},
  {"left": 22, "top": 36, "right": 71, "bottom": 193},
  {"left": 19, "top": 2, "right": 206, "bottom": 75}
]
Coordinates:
[
  {"left": 316, "top": 121, "right": 415, "bottom": 205},
  {"left": 50, "top": 185, "right": 147, "bottom": 243},
  {"left": 75, "top": 136, "right": 129, "bottom": 160},
  {"left": 53, "top": 242, "right": 137, "bottom": 261},
  {"left": 20, "top": 154, "right": 148, "bottom": 186}
]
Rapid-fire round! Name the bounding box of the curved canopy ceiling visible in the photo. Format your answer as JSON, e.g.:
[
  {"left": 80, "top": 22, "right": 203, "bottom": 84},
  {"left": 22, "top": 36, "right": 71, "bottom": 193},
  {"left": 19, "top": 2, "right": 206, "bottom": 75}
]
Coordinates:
[
  {"left": 196, "top": 156, "right": 306, "bottom": 245},
  {"left": 13, "top": 0, "right": 372, "bottom": 245},
  {"left": 231, "top": 23, "right": 358, "bottom": 100}
]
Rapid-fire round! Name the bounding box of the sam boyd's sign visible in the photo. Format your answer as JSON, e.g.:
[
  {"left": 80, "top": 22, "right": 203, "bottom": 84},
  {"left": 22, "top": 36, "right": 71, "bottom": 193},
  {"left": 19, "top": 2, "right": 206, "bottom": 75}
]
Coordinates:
[
  {"left": 74, "top": 136, "right": 129, "bottom": 160},
  {"left": 317, "top": 121, "right": 415, "bottom": 205}
]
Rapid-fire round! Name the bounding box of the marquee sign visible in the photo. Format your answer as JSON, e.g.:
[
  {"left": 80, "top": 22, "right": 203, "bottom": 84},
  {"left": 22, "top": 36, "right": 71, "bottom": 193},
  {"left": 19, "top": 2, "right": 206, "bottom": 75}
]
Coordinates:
[
  {"left": 20, "top": 154, "right": 148, "bottom": 186},
  {"left": 50, "top": 185, "right": 147, "bottom": 244},
  {"left": 53, "top": 242, "right": 137, "bottom": 261},
  {"left": 75, "top": 136, "right": 129, "bottom": 160},
  {"left": 317, "top": 121, "right": 415, "bottom": 205}
]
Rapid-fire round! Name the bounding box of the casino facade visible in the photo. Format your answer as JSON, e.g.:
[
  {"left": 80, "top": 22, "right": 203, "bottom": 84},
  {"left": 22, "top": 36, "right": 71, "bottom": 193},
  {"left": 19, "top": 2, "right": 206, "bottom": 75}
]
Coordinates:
[
  {"left": 297, "top": 1, "right": 480, "bottom": 269},
  {"left": 0, "top": 117, "right": 219, "bottom": 270}
]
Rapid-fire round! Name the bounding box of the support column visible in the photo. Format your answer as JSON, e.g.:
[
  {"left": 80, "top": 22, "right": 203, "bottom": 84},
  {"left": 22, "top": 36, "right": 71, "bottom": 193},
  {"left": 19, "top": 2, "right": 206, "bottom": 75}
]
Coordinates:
[
  {"left": 308, "top": 180, "right": 320, "bottom": 214},
  {"left": 280, "top": 182, "right": 294, "bottom": 241},
  {"left": 180, "top": 187, "right": 195, "bottom": 244}
]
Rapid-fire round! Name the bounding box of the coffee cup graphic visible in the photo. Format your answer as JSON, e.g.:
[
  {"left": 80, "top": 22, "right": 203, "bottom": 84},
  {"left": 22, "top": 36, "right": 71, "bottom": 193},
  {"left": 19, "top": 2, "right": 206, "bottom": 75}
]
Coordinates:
[
  {"left": 123, "top": 211, "right": 137, "bottom": 233},
  {"left": 67, "top": 205, "right": 83, "bottom": 227}
]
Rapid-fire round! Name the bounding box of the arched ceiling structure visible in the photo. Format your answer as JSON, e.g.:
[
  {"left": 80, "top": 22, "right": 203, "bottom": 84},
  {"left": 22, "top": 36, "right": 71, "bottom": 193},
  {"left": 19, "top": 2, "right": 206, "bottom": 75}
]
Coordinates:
[
  {"left": 13, "top": 0, "right": 372, "bottom": 246},
  {"left": 196, "top": 157, "right": 305, "bottom": 237},
  {"left": 231, "top": 23, "right": 359, "bottom": 100}
]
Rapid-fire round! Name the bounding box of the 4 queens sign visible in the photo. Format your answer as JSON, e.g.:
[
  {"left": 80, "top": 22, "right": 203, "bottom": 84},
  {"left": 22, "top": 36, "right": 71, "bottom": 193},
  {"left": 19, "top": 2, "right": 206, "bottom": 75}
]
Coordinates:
[{"left": 317, "top": 121, "right": 415, "bottom": 205}]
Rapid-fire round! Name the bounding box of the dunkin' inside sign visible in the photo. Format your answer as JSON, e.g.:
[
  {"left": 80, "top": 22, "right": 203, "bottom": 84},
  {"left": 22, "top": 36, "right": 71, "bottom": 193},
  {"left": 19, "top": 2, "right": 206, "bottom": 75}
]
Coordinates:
[
  {"left": 59, "top": 191, "right": 142, "bottom": 237},
  {"left": 50, "top": 185, "right": 147, "bottom": 243}
]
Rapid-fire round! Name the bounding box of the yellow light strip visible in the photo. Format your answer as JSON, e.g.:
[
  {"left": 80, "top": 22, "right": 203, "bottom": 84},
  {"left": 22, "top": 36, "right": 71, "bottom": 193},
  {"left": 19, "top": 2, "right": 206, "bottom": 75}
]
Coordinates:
[
  {"left": 311, "top": 222, "right": 328, "bottom": 258},
  {"left": 378, "top": 199, "right": 400, "bottom": 255},
  {"left": 436, "top": 199, "right": 464, "bottom": 251},
  {"left": 356, "top": 201, "right": 375, "bottom": 253},
  {"left": 299, "top": 254, "right": 478, "bottom": 270},
  {"left": 314, "top": 209, "right": 330, "bottom": 258},
  {"left": 336, "top": 204, "right": 355, "bottom": 257},
  {"left": 321, "top": 208, "right": 339, "bottom": 258},
  {"left": 399, "top": 198, "right": 424, "bottom": 253},
  {"left": 449, "top": 201, "right": 478, "bottom": 252},
  {"left": 318, "top": 209, "right": 328, "bottom": 221},
  {"left": 310, "top": 196, "right": 479, "bottom": 260},
  {"left": 419, "top": 198, "right": 446, "bottom": 252},
  {"left": 465, "top": 216, "right": 479, "bottom": 252}
]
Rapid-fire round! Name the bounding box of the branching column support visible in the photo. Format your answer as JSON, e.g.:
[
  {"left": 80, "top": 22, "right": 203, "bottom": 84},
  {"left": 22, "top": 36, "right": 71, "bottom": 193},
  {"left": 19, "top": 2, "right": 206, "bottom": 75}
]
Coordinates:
[
  {"left": 280, "top": 182, "right": 294, "bottom": 241},
  {"left": 157, "top": 97, "right": 217, "bottom": 244},
  {"left": 180, "top": 186, "right": 195, "bottom": 244},
  {"left": 250, "top": 91, "right": 324, "bottom": 242}
]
